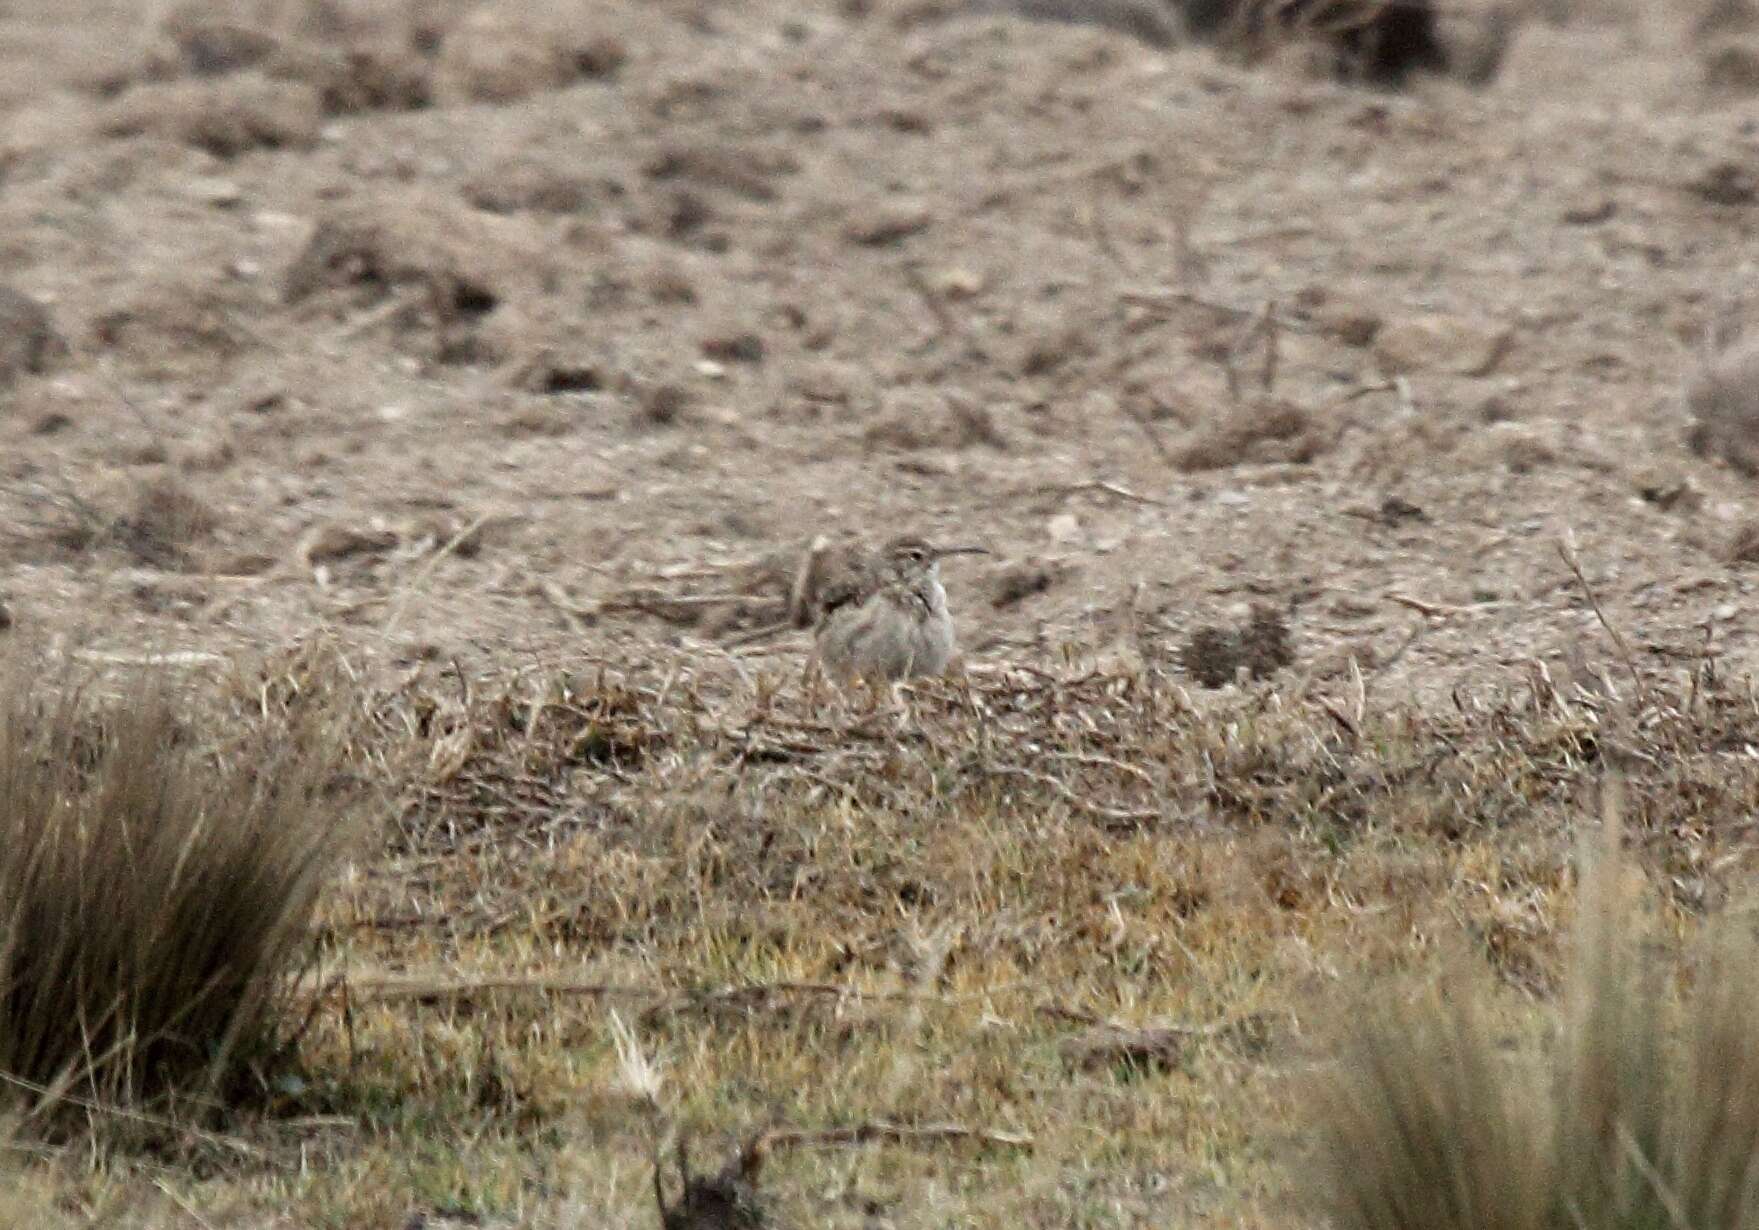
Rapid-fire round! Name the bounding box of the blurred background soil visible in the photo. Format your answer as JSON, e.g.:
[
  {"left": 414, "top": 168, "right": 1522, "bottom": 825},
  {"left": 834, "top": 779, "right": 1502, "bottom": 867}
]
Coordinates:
[{"left": 1, "top": 0, "right": 1756, "bottom": 700}]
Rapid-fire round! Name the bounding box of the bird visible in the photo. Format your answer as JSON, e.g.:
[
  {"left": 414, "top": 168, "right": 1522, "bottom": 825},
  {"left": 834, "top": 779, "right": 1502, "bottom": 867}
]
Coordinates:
[{"left": 793, "top": 534, "right": 988, "bottom": 684}]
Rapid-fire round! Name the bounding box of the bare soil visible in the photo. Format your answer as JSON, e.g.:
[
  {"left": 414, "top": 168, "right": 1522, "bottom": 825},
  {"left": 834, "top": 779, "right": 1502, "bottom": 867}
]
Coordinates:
[{"left": 1, "top": 0, "right": 1754, "bottom": 698}]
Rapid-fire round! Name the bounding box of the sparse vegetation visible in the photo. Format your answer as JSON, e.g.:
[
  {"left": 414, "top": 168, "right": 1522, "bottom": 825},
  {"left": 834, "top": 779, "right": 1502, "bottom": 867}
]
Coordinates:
[
  {"left": 35, "top": 471, "right": 220, "bottom": 570},
  {"left": 1311, "top": 809, "right": 1759, "bottom": 1230},
  {"left": 0, "top": 655, "right": 350, "bottom": 1124},
  {"left": 5, "top": 0, "right": 1759, "bottom": 1223}
]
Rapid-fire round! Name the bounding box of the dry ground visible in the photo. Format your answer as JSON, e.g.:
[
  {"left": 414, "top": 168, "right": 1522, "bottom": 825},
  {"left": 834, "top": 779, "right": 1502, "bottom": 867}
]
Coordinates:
[{"left": 5, "top": 0, "right": 1759, "bottom": 1226}]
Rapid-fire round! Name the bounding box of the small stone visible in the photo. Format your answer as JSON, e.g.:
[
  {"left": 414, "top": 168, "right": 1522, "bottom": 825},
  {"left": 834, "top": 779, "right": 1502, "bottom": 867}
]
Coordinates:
[
  {"left": 936, "top": 267, "right": 985, "bottom": 298},
  {"left": 843, "top": 198, "right": 931, "bottom": 245},
  {"left": 297, "top": 521, "right": 399, "bottom": 568},
  {"left": 1047, "top": 512, "right": 1084, "bottom": 545},
  {"left": 1305, "top": 291, "right": 1381, "bottom": 346},
  {"left": 1635, "top": 470, "right": 1702, "bottom": 513},
  {"left": 701, "top": 331, "right": 764, "bottom": 364},
  {"left": 186, "top": 175, "right": 244, "bottom": 207},
  {"left": 1560, "top": 196, "right": 1616, "bottom": 225}
]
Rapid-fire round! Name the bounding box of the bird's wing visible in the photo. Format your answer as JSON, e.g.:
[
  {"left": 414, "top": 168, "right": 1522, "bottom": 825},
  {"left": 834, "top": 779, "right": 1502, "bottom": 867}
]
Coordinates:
[
  {"left": 812, "top": 569, "right": 870, "bottom": 626},
  {"left": 793, "top": 539, "right": 876, "bottom": 628}
]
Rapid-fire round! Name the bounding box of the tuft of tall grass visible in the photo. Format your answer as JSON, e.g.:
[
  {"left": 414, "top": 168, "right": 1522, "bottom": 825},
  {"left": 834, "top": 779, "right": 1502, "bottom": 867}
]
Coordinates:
[
  {"left": 0, "top": 660, "right": 349, "bottom": 1117},
  {"left": 1310, "top": 805, "right": 1759, "bottom": 1230}
]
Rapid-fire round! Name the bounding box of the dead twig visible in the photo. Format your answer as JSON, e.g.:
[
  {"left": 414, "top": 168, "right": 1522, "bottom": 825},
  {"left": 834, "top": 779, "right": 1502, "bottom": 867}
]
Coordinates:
[
  {"left": 533, "top": 578, "right": 598, "bottom": 630},
  {"left": 899, "top": 261, "right": 963, "bottom": 347},
  {"left": 1087, "top": 172, "right": 1129, "bottom": 273},
  {"left": 0, "top": 1072, "right": 261, "bottom": 1159},
  {"left": 1557, "top": 532, "right": 1650, "bottom": 703},
  {"left": 750, "top": 1120, "right": 1035, "bottom": 1159},
  {"left": 1385, "top": 592, "right": 1467, "bottom": 618},
  {"left": 1224, "top": 299, "right": 1280, "bottom": 402},
  {"left": 382, "top": 512, "right": 502, "bottom": 638},
  {"left": 1119, "top": 287, "right": 1255, "bottom": 318},
  {"left": 1033, "top": 479, "right": 1167, "bottom": 507},
  {"left": 1114, "top": 395, "right": 1178, "bottom": 467},
  {"left": 329, "top": 285, "right": 425, "bottom": 343},
  {"left": 337, "top": 974, "right": 653, "bottom": 1004},
  {"left": 982, "top": 764, "right": 1161, "bottom": 828},
  {"left": 334, "top": 972, "right": 1013, "bottom": 1013}
]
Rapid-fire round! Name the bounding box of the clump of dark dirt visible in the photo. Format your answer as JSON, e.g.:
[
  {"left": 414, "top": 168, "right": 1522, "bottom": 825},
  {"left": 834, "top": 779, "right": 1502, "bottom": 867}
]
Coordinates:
[
  {"left": 701, "top": 330, "right": 765, "bottom": 365},
  {"left": 644, "top": 143, "right": 795, "bottom": 204},
  {"left": 1701, "top": 37, "right": 1759, "bottom": 96},
  {"left": 654, "top": 1137, "right": 775, "bottom": 1230},
  {"left": 990, "top": 558, "right": 1062, "bottom": 608},
  {"left": 118, "top": 6, "right": 436, "bottom": 115},
  {"left": 1687, "top": 159, "right": 1759, "bottom": 206},
  {"left": 143, "top": 12, "right": 281, "bottom": 78},
  {"left": 501, "top": 343, "right": 608, "bottom": 396},
  {"left": 842, "top": 198, "right": 933, "bottom": 246},
  {"left": 1295, "top": 284, "right": 1382, "bottom": 347},
  {"left": 1173, "top": 400, "right": 1327, "bottom": 471},
  {"left": 281, "top": 195, "right": 550, "bottom": 360},
  {"left": 0, "top": 287, "right": 67, "bottom": 388},
  {"left": 1175, "top": 0, "right": 1455, "bottom": 86},
  {"left": 266, "top": 43, "right": 432, "bottom": 115},
  {"left": 946, "top": 394, "right": 1007, "bottom": 449},
  {"left": 464, "top": 159, "right": 613, "bottom": 215},
  {"left": 638, "top": 381, "right": 693, "bottom": 426},
  {"left": 1178, "top": 604, "right": 1294, "bottom": 687},
  {"left": 91, "top": 280, "right": 261, "bottom": 377},
  {"left": 1018, "top": 321, "right": 1092, "bottom": 377},
  {"left": 862, "top": 388, "right": 1006, "bottom": 451},
  {"left": 99, "top": 75, "right": 323, "bottom": 157},
  {"left": 50, "top": 472, "right": 221, "bottom": 570},
  {"left": 1727, "top": 518, "right": 1759, "bottom": 565}
]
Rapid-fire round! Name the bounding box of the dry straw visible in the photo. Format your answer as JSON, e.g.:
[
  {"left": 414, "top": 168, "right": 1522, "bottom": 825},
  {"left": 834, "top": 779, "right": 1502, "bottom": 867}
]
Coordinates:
[
  {"left": 0, "top": 652, "right": 351, "bottom": 1127},
  {"left": 1310, "top": 784, "right": 1759, "bottom": 1230}
]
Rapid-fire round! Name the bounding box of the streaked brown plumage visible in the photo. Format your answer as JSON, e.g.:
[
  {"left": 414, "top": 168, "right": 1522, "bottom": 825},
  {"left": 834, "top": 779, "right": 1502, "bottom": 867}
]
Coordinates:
[{"left": 792, "top": 534, "right": 987, "bottom": 683}]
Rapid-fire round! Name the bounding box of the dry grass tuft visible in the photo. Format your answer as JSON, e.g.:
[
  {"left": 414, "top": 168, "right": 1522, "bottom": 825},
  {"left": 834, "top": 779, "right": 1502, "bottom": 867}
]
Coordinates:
[
  {"left": 1177, "top": 603, "right": 1294, "bottom": 687},
  {"left": 0, "top": 654, "right": 350, "bottom": 1121},
  {"left": 31, "top": 471, "right": 221, "bottom": 570},
  {"left": 1309, "top": 800, "right": 1759, "bottom": 1230},
  {"left": 1172, "top": 399, "right": 1326, "bottom": 472}
]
